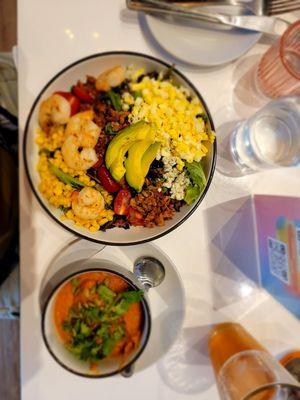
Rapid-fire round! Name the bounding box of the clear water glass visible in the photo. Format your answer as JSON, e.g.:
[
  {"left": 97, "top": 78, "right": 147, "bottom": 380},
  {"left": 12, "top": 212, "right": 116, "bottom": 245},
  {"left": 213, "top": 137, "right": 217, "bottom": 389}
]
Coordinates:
[
  {"left": 218, "top": 350, "right": 300, "bottom": 400},
  {"left": 209, "top": 323, "right": 300, "bottom": 400},
  {"left": 230, "top": 96, "right": 300, "bottom": 174}
]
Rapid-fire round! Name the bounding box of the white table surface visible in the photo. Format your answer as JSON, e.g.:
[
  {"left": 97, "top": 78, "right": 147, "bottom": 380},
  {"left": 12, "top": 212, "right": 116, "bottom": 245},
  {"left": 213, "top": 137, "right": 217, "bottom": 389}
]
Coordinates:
[{"left": 18, "top": 1, "right": 300, "bottom": 399}]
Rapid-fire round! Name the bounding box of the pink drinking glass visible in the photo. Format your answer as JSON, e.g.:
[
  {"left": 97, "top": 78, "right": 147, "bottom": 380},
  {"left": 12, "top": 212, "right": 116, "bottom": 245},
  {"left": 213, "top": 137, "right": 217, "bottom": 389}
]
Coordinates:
[{"left": 255, "top": 20, "right": 300, "bottom": 99}]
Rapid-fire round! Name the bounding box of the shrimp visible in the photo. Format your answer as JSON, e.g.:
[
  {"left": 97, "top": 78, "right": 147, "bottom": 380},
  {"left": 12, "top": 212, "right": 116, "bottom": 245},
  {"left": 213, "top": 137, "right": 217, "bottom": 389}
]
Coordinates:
[
  {"left": 65, "top": 110, "right": 98, "bottom": 137},
  {"left": 38, "top": 94, "right": 71, "bottom": 131},
  {"left": 62, "top": 111, "right": 101, "bottom": 171},
  {"left": 71, "top": 187, "right": 104, "bottom": 220},
  {"left": 95, "top": 65, "right": 125, "bottom": 92}
]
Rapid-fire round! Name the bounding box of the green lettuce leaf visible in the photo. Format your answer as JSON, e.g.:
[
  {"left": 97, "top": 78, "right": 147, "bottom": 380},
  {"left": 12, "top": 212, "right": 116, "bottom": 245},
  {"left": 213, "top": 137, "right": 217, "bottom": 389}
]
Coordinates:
[
  {"left": 107, "top": 90, "right": 122, "bottom": 111},
  {"left": 185, "top": 161, "right": 206, "bottom": 191},
  {"left": 184, "top": 185, "right": 201, "bottom": 205}
]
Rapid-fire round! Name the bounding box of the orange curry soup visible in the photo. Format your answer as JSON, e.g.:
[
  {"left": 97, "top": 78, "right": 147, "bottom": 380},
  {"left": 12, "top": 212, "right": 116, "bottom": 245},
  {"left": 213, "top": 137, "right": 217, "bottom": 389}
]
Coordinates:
[{"left": 53, "top": 271, "right": 144, "bottom": 367}]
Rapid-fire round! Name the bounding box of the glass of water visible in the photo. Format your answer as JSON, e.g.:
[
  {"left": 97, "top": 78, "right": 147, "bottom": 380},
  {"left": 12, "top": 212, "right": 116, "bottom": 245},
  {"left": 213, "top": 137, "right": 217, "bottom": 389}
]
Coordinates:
[{"left": 227, "top": 96, "right": 300, "bottom": 175}]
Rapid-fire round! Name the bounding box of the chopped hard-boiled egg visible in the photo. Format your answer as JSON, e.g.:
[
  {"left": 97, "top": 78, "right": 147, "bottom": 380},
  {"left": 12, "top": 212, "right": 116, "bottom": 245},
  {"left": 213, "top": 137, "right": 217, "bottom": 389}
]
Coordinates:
[{"left": 128, "top": 76, "right": 214, "bottom": 163}]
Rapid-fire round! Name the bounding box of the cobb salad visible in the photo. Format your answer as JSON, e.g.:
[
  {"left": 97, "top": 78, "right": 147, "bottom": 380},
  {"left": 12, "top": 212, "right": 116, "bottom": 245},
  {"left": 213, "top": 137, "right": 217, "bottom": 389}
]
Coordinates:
[{"left": 36, "top": 65, "right": 215, "bottom": 232}]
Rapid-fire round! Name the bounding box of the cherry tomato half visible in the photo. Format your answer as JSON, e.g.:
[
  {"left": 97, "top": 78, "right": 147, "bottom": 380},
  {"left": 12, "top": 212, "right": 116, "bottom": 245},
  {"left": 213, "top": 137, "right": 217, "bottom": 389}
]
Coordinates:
[
  {"left": 127, "top": 206, "right": 144, "bottom": 226},
  {"left": 113, "top": 189, "right": 131, "bottom": 215},
  {"left": 97, "top": 166, "right": 121, "bottom": 193},
  {"left": 55, "top": 91, "right": 80, "bottom": 116},
  {"left": 72, "top": 85, "right": 92, "bottom": 102}
]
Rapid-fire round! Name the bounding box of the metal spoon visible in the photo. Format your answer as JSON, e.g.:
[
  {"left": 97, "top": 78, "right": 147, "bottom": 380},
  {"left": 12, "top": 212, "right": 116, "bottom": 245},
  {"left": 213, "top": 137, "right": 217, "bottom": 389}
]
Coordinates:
[
  {"left": 121, "top": 256, "right": 166, "bottom": 378},
  {"left": 133, "top": 256, "right": 166, "bottom": 292}
]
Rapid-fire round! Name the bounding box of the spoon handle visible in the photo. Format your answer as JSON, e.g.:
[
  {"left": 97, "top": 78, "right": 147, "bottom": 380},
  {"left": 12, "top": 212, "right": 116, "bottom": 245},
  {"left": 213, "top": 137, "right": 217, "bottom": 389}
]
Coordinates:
[
  {"left": 143, "top": 283, "right": 152, "bottom": 292},
  {"left": 121, "top": 363, "right": 135, "bottom": 378}
]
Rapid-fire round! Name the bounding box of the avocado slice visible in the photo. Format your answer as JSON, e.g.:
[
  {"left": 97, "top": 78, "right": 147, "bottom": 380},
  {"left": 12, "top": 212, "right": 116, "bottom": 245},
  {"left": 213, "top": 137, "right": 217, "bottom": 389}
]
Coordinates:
[
  {"left": 125, "top": 140, "right": 154, "bottom": 192},
  {"left": 105, "top": 121, "right": 151, "bottom": 170},
  {"left": 108, "top": 122, "right": 156, "bottom": 182},
  {"left": 109, "top": 142, "right": 133, "bottom": 182},
  {"left": 141, "top": 142, "right": 160, "bottom": 177}
]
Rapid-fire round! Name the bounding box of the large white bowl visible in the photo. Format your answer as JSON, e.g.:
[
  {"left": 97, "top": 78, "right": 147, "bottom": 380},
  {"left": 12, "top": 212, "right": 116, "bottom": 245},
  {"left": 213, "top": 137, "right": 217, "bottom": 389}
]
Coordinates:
[{"left": 23, "top": 51, "right": 216, "bottom": 245}]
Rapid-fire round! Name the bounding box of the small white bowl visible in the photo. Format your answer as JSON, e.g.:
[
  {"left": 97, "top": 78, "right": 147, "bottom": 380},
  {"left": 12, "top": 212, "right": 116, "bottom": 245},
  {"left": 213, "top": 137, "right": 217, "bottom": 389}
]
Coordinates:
[
  {"left": 41, "top": 260, "right": 151, "bottom": 378},
  {"left": 23, "top": 51, "right": 216, "bottom": 245}
]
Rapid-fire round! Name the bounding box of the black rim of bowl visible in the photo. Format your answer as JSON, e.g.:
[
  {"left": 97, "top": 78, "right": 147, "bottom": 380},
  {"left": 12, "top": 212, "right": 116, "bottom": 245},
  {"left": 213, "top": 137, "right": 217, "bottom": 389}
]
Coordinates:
[
  {"left": 23, "top": 51, "right": 217, "bottom": 246},
  {"left": 41, "top": 267, "right": 152, "bottom": 378}
]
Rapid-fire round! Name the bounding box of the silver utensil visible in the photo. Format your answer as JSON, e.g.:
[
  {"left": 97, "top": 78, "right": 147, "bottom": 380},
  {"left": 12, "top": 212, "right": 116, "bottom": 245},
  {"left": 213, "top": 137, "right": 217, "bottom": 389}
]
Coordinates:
[
  {"left": 159, "top": 0, "right": 300, "bottom": 16},
  {"left": 121, "top": 256, "right": 165, "bottom": 378},
  {"left": 127, "top": 0, "right": 290, "bottom": 36},
  {"left": 133, "top": 256, "right": 166, "bottom": 291}
]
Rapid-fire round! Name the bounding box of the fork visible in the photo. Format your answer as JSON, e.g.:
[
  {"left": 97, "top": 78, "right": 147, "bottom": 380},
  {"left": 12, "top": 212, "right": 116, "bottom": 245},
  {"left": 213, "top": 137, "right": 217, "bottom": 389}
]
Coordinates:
[
  {"left": 161, "top": 0, "right": 300, "bottom": 15},
  {"left": 127, "top": 0, "right": 290, "bottom": 35}
]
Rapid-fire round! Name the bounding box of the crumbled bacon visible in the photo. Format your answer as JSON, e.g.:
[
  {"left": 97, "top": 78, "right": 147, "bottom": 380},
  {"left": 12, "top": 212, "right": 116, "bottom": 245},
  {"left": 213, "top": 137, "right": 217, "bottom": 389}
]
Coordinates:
[{"left": 130, "top": 188, "right": 175, "bottom": 227}]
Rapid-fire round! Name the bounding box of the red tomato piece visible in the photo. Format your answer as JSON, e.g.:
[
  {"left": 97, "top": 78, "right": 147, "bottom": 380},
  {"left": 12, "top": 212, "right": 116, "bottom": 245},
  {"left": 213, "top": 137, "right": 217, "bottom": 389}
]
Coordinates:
[
  {"left": 92, "top": 156, "right": 103, "bottom": 169},
  {"left": 72, "top": 85, "right": 92, "bottom": 102},
  {"left": 127, "top": 206, "right": 144, "bottom": 226},
  {"left": 55, "top": 91, "right": 80, "bottom": 116},
  {"left": 68, "top": 96, "right": 80, "bottom": 116},
  {"left": 113, "top": 189, "right": 131, "bottom": 215},
  {"left": 97, "top": 166, "right": 121, "bottom": 193}
]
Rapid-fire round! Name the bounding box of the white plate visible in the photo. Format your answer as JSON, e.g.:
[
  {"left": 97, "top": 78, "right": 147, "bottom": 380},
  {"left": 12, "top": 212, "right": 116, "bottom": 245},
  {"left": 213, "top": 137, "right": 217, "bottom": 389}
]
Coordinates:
[
  {"left": 144, "top": 7, "right": 262, "bottom": 67},
  {"left": 40, "top": 240, "right": 186, "bottom": 373}
]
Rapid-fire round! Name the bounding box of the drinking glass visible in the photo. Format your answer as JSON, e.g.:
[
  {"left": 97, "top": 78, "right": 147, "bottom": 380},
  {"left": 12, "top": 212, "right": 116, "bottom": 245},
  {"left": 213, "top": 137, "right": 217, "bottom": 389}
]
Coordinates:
[
  {"left": 280, "top": 350, "right": 300, "bottom": 384},
  {"left": 228, "top": 96, "right": 300, "bottom": 175},
  {"left": 209, "top": 323, "right": 300, "bottom": 400},
  {"left": 255, "top": 20, "right": 300, "bottom": 99}
]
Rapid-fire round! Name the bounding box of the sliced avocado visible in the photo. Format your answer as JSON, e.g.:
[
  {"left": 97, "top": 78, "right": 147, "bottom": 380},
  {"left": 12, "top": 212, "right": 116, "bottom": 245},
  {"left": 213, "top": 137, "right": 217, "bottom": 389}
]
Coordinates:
[
  {"left": 141, "top": 142, "right": 160, "bottom": 177},
  {"left": 109, "top": 142, "right": 134, "bottom": 181},
  {"left": 108, "top": 122, "right": 156, "bottom": 182},
  {"left": 105, "top": 121, "right": 150, "bottom": 170},
  {"left": 125, "top": 140, "right": 154, "bottom": 191}
]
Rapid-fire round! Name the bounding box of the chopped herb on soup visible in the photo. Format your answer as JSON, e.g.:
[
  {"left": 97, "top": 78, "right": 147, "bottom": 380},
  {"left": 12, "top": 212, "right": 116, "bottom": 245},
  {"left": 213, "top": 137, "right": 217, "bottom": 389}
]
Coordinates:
[{"left": 53, "top": 271, "right": 144, "bottom": 368}]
